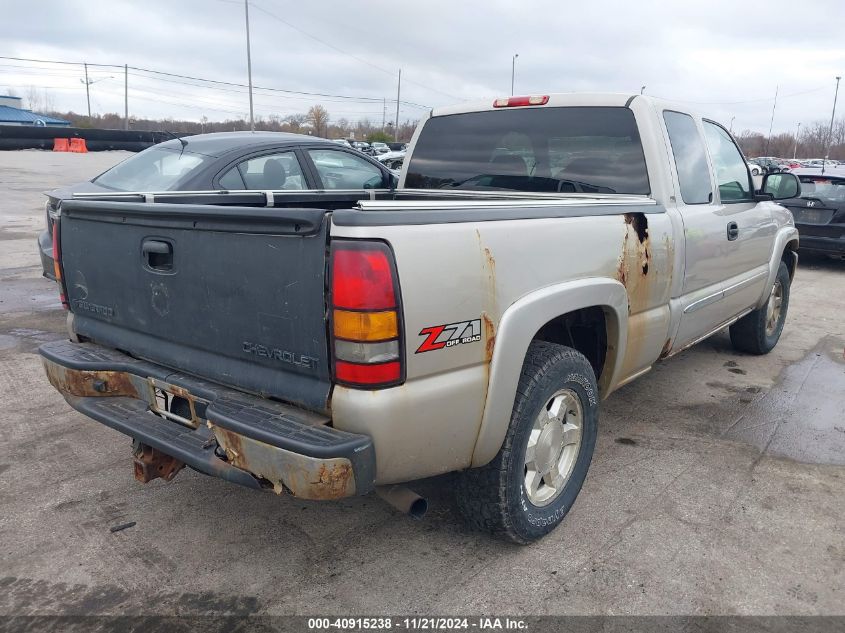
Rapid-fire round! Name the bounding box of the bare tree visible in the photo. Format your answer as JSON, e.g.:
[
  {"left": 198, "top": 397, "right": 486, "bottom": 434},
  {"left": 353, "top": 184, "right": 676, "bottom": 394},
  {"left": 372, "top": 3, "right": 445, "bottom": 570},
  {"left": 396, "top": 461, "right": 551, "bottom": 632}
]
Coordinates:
[
  {"left": 284, "top": 113, "right": 307, "bottom": 133},
  {"left": 25, "top": 85, "right": 41, "bottom": 112},
  {"left": 306, "top": 105, "right": 330, "bottom": 138},
  {"left": 43, "top": 90, "right": 56, "bottom": 114}
]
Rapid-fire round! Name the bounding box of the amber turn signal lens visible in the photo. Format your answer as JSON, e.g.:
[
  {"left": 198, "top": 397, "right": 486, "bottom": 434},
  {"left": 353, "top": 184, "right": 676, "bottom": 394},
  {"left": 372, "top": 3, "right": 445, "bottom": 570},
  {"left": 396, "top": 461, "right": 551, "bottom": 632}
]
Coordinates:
[{"left": 333, "top": 309, "right": 398, "bottom": 342}]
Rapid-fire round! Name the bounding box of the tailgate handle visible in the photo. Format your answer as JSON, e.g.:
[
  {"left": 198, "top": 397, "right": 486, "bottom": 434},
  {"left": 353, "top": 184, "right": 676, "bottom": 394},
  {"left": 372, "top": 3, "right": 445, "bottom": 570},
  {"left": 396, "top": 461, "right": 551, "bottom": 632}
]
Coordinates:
[{"left": 142, "top": 239, "right": 173, "bottom": 271}]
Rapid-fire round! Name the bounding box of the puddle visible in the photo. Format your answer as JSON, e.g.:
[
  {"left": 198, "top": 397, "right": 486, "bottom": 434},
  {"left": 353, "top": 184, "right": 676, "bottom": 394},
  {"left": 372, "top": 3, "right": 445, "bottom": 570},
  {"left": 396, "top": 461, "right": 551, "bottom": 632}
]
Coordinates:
[{"left": 723, "top": 337, "right": 845, "bottom": 466}]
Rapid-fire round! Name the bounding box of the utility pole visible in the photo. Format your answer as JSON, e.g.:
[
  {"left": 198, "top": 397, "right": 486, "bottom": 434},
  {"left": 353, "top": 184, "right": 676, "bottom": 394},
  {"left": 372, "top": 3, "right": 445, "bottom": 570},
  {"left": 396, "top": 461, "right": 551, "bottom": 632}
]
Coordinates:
[
  {"left": 394, "top": 69, "right": 401, "bottom": 142},
  {"left": 83, "top": 63, "right": 91, "bottom": 118},
  {"left": 824, "top": 76, "right": 841, "bottom": 169},
  {"left": 382, "top": 97, "right": 386, "bottom": 133},
  {"left": 764, "top": 85, "right": 778, "bottom": 156},
  {"left": 124, "top": 64, "right": 129, "bottom": 130},
  {"left": 793, "top": 122, "right": 801, "bottom": 159},
  {"left": 511, "top": 54, "right": 519, "bottom": 95},
  {"left": 244, "top": 0, "right": 255, "bottom": 131}
]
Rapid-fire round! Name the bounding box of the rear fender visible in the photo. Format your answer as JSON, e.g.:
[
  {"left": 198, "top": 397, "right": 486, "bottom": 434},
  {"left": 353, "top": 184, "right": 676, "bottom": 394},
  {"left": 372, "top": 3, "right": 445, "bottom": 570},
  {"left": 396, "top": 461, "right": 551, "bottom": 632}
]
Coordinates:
[{"left": 470, "top": 278, "right": 628, "bottom": 467}]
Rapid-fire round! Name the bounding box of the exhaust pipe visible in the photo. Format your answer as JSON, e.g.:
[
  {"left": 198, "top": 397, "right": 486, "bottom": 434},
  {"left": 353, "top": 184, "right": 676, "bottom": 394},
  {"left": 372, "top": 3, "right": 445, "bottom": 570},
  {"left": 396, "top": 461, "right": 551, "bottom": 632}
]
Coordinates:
[{"left": 376, "top": 485, "right": 428, "bottom": 520}]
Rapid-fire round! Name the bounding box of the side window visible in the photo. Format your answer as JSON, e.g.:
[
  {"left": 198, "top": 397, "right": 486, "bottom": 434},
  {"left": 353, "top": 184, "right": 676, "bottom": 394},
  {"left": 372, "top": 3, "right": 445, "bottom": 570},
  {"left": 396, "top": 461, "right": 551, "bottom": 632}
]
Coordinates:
[
  {"left": 219, "top": 151, "right": 306, "bottom": 190},
  {"left": 218, "top": 167, "right": 244, "bottom": 190},
  {"left": 702, "top": 121, "right": 753, "bottom": 202},
  {"left": 307, "top": 149, "right": 386, "bottom": 190},
  {"left": 663, "top": 111, "right": 712, "bottom": 204}
]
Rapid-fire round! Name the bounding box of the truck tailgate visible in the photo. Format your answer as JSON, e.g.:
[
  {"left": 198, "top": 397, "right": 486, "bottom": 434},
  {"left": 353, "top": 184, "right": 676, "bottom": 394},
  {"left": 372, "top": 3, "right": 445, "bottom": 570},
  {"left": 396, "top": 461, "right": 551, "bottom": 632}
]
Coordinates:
[{"left": 58, "top": 199, "right": 332, "bottom": 411}]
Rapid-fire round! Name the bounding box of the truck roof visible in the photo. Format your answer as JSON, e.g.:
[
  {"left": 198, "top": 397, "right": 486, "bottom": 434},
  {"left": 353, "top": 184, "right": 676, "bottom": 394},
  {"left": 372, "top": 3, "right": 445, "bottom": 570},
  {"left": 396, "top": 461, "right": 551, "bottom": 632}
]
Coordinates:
[{"left": 429, "top": 93, "right": 703, "bottom": 121}]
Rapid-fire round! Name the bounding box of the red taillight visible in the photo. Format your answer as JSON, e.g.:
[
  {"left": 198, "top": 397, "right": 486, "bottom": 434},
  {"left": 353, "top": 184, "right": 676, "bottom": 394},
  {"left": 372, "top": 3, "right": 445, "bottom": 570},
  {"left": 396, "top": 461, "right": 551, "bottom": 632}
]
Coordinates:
[
  {"left": 51, "top": 220, "right": 69, "bottom": 310},
  {"left": 329, "top": 241, "right": 403, "bottom": 389},
  {"left": 493, "top": 95, "right": 549, "bottom": 108},
  {"left": 331, "top": 248, "right": 396, "bottom": 310},
  {"left": 335, "top": 360, "right": 401, "bottom": 385}
]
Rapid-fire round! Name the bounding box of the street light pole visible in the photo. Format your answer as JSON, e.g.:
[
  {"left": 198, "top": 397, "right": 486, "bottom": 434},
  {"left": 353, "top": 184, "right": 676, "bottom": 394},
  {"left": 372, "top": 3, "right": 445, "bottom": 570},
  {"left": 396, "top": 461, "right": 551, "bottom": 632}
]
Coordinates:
[
  {"left": 395, "top": 69, "right": 401, "bottom": 141},
  {"left": 765, "top": 85, "right": 778, "bottom": 156},
  {"left": 124, "top": 64, "right": 129, "bottom": 130},
  {"left": 244, "top": 0, "right": 255, "bottom": 132},
  {"left": 824, "top": 76, "right": 841, "bottom": 168},
  {"left": 84, "top": 63, "right": 91, "bottom": 118},
  {"left": 640, "top": 85, "right": 646, "bottom": 95},
  {"left": 511, "top": 54, "right": 518, "bottom": 95},
  {"left": 793, "top": 122, "right": 801, "bottom": 160},
  {"left": 729, "top": 116, "right": 735, "bottom": 134}
]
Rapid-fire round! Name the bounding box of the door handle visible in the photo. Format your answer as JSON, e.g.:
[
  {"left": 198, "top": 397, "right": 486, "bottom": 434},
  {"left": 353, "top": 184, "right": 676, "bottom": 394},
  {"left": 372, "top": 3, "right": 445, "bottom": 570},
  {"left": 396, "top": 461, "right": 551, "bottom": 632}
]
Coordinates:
[
  {"left": 726, "top": 222, "right": 739, "bottom": 241},
  {"left": 142, "top": 239, "right": 173, "bottom": 271}
]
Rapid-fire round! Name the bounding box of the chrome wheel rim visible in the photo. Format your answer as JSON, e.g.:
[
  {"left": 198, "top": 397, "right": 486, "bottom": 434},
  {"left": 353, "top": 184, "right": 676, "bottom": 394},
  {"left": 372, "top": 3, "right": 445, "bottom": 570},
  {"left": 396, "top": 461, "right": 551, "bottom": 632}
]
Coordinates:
[
  {"left": 765, "top": 279, "right": 784, "bottom": 337},
  {"left": 523, "top": 388, "right": 583, "bottom": 507}
]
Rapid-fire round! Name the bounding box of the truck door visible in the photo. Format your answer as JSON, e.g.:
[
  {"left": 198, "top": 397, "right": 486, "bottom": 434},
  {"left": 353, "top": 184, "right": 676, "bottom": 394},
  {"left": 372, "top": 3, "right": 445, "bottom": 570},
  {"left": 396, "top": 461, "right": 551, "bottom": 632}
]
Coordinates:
[
  {"left": 661, "top": 110, "right": 730, "bottom": 349},
  {"left": 700, "top": 120, "right": 775, "bottom": 318}
]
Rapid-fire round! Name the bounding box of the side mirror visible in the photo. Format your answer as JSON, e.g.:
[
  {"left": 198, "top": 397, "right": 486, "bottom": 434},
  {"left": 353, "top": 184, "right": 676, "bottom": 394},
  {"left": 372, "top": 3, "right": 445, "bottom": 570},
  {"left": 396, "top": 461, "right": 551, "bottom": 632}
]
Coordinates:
[
  {"left": 761, "top": 172, "right": 801, "bottom": 200},
  {"left": 387, "top": 173, "right": 399, "bottom": 189}
]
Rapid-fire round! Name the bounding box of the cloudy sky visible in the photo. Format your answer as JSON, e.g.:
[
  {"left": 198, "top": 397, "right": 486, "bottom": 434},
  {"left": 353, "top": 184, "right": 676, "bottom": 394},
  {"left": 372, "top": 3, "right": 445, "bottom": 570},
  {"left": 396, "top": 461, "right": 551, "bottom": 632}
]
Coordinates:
[{"left": 1, "top": 0, "right": 843, "bottom": 134}]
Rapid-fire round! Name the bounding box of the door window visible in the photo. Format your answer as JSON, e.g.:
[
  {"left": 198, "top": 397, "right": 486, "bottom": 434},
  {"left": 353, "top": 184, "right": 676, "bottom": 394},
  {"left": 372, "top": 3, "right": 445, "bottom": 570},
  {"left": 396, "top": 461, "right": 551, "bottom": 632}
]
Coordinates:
[
  {"left": 308, "top": 149, "right": 387, "bottom": 189},
  {"left": 702, "top": 122, "right": 753, "bottom": 202},
  {"left": 219, "top": 151, "right": 306, "bottom": 190},
  {"left": 663, "top": 111, "right": 712, "bottom": 204}
]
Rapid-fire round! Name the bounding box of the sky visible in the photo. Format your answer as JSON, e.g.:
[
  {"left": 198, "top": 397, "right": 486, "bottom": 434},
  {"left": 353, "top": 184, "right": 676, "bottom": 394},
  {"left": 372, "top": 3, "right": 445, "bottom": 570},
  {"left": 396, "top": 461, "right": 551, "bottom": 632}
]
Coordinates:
[{"left": 0, "top": 0, "right": 843, "bottom": 135}]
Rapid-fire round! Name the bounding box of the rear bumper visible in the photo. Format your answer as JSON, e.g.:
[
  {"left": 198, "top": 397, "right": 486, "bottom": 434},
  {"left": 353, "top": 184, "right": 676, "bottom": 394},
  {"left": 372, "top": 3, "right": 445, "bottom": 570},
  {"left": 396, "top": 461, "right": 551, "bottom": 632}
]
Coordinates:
[
  {"left": 39, "top": 340, "right": 376, "bottom": 499},
  {"left": 795, "top": 226, "right": 845, "bottom": 255}
]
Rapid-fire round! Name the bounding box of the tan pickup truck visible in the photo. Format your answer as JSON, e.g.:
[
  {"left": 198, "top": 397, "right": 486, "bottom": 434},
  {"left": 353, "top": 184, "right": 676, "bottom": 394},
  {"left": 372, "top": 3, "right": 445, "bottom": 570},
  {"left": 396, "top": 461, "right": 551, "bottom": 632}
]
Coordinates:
[{"left": 41, "top": 93, "right": 800, "bottom": 542}]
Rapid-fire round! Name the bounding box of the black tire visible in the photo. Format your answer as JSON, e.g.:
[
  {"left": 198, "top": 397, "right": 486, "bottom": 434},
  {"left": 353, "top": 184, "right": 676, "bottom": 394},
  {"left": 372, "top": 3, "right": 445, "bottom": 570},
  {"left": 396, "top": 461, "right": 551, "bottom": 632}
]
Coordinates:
[
  {"left": 455, "top": 341, "right": 598, "bottom": 544},
  {"left": 729, "top": 260, "right": 790, "bottom": 355}
]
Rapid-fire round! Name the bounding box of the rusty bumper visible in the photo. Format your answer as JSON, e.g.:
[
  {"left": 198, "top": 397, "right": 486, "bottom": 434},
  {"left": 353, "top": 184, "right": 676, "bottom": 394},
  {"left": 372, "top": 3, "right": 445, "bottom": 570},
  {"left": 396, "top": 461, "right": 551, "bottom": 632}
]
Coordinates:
[{"left": 39, "top": 340, "right": 376, "bottom": 500}]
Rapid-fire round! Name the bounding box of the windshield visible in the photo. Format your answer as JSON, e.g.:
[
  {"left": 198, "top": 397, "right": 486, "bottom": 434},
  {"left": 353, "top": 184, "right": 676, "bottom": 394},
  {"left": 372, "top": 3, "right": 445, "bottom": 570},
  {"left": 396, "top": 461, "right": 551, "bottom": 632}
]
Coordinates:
[
  {"left": 93, "top": 146, "right": 210, "bottom": 191},
  {"left": 405, "top": 106, "right": 650, "bottom": 194},
  {"left": 799, "top": 176, "right": 845, "bottom": 201}
]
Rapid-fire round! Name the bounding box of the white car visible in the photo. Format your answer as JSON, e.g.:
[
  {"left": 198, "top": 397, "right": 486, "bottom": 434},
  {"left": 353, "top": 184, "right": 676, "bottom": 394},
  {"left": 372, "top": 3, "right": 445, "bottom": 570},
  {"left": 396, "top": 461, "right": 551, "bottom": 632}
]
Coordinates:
[
  {"left": 370, "top": 142, "right": 391, "bottom": 155},
  {"left": 376, "top": 149, "right": 406, "bottom": 170}
]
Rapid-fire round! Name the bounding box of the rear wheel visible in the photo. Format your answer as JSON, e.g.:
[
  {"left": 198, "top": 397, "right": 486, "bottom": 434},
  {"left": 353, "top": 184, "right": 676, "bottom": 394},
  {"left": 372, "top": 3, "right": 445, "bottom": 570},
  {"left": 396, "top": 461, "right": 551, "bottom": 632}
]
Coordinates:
[
  {"left": 729, "top": 261, "right": 790, "bottom": 355},
  {"left": 455, "top": 341, "right": 598, "bottom": 543}
]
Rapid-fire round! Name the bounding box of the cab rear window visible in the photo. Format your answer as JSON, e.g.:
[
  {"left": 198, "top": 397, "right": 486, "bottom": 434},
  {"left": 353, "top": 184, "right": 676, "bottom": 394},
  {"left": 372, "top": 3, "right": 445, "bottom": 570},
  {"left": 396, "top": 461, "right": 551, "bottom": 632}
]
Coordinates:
[
  {"left": 405, "top": 106, "right": 650, "bottom": 195},
  {"left": 94, "top": 146, "right": 209, "bottom": 191}
]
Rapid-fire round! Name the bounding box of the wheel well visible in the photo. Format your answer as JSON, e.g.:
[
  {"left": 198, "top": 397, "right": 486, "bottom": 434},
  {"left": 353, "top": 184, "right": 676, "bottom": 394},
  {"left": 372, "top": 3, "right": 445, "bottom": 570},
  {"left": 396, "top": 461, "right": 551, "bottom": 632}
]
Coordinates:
[
  {"left": 532, "top": 307, "right": 608, "bottom": 380},
  {"left": 782, "top": 240, "right": 798, "bottom": 280}
]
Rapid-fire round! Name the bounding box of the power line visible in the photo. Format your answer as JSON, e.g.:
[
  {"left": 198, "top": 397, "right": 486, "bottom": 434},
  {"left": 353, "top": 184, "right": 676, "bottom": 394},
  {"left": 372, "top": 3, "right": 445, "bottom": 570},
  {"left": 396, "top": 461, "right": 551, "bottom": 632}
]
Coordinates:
[
  {"left": 0, "top": 55, "right": 431, "bottom": 109},
  {"left": 247, "top": 2, "right": 458, "bottom": 101}
]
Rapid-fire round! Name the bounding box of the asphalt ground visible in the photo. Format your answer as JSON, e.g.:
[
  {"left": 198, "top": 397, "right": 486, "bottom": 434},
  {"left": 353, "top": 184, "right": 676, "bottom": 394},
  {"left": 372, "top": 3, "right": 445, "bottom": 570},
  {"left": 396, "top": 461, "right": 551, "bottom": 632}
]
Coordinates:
[{"left": 0, "top": 150, "right": 843, "bottom": 620}]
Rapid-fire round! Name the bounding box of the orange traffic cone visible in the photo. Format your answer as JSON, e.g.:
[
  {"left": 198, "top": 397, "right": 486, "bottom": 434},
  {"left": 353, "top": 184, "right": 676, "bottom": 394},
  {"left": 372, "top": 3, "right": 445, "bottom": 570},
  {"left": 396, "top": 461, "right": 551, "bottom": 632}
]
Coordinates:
[
  {"left": 53, "top": 138, "right": 69, "bottom": 152},
  {"left": 69, "top": 138, "right": 88, "bottom": 153}
]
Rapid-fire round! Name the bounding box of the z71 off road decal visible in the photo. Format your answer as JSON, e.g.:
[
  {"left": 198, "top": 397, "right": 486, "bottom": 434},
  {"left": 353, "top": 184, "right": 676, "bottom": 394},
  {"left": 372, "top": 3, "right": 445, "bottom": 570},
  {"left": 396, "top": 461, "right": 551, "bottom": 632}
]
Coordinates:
[{"left": 416, "top": 319, "right": 482, "bottom": 353}]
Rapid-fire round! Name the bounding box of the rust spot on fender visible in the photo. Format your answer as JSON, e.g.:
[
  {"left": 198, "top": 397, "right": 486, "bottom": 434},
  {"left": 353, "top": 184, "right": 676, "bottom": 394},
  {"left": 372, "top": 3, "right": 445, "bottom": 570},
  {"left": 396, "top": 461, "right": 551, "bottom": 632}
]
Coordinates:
[
  {"left": 659, "top": 338, "right": 672, "bottom": 359},
  {"left": 617, "top": 213, "right": 652, "bottom": 315},
  {"left": 482, "top": 312, "right": 496, "bottom": 362}
]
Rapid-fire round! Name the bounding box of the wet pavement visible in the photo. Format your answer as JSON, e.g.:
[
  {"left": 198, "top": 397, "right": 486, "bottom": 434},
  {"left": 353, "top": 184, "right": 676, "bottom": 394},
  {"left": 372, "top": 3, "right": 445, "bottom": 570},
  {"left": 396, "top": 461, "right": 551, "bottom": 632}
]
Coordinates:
[{"left": 0, "top": 150, "right": 843, "bottom": 617}]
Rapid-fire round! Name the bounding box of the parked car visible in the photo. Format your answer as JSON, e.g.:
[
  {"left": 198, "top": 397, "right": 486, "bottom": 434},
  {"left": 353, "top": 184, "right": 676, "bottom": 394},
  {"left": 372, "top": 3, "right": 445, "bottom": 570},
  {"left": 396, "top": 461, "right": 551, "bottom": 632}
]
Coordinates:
[
  {"left": 349, "top": 141, "right": 375, "bottom": 156},
  {"left": 777, "top": 169, "right": 845, "bottom": 256},
  {"left": 331, "top": 139, "right": 352, "bottom": 148},
  {"left": 376, "top": 149, "right": 406, "bottom": 171},
  {"left": 748, "top": 161, "right": 763, "bottom": 176},
  {"left": 370, "top": 142, "right": 390, "bottom": 155},
  {"left": 37, "top": 132, "right": 397, "bottom": 280},
  {"left": 41, "top": 93, "right": 799, "bottom": 543},
  {"left": 751, "top": 157, "right": 786, "bottom": 174}
]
